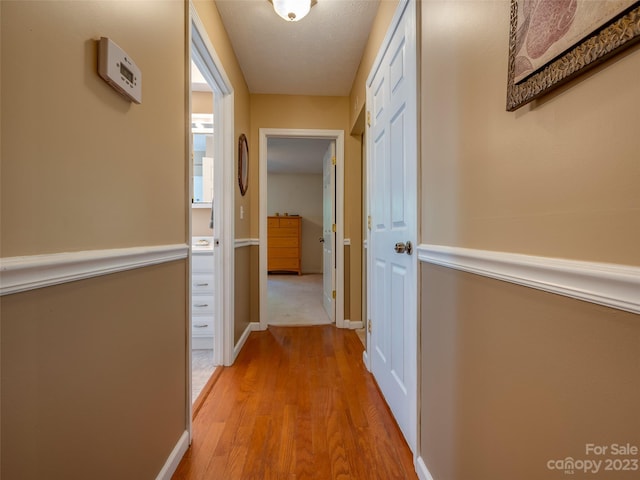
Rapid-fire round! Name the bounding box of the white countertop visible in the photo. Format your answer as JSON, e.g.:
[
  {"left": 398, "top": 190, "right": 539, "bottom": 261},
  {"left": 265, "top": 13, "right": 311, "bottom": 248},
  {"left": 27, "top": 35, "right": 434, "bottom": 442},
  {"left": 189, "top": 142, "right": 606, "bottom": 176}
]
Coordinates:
[{"left": 192, "top": 237, "right": 214, "bottom": 253}]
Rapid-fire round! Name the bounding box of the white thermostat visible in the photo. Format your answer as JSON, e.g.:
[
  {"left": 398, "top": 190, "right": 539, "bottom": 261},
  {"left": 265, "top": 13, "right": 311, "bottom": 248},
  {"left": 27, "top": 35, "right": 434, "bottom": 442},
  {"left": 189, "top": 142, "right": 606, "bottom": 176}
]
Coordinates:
[{"left": 98, "top": 37, "right": 142, "bottom": 104}]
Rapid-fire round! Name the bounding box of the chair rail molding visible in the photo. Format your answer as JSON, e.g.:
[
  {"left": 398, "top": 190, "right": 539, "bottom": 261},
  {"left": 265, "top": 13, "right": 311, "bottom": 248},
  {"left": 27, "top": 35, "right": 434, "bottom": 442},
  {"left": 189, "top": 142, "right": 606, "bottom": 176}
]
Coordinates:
[
  {"left": 0, "top": 244, "right": 189, "bottom": 296},
  {"left": 418, "top": 244, "right": 640, "bottom": 315},
  {"left": 235, "top": 238, "right": 260, "bottom": 248}
]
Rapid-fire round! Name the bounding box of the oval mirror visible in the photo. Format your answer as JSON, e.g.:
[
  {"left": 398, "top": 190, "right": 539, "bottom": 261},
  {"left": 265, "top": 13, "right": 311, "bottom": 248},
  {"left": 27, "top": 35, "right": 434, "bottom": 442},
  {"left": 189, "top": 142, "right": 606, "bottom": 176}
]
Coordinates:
[{"left": 238, "top": 134, "right": 249, "bottom": 196}]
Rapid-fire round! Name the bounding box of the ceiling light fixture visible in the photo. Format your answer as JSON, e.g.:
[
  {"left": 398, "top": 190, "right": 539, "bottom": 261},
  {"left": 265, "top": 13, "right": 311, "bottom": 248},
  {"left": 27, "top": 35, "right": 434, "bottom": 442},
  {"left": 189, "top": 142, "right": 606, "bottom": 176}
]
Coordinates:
[{"left": 269, "top": 0, "right": 317, "bottom": 22}]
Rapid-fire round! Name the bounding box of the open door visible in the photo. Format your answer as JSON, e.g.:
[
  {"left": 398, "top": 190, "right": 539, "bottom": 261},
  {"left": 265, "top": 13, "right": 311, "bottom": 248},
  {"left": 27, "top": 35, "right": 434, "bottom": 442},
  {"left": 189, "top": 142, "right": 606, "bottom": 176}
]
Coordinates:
[
  {"left": 366, "top": 0, "right": 418, "bottom": 453},
  {"left": 322, "top": 141, "right": 336, "bottom": 322}
]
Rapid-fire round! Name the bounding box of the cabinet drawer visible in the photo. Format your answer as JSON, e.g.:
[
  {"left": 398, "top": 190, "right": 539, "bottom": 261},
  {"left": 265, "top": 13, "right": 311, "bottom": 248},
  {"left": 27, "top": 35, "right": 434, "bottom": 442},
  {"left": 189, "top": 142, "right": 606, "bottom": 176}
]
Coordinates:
[
  {"left": 193, "top": 253, "right": 214, "bottom": 272},
  {"left": 192, "top": 274, "right": 214, "bottom": 294},
  {"left": 268, "top": 258, "right": 299, "bottom": 270},
  {"left": 192, "top": 295, "right": 214, "bottom": 314},
  {"left": 279, "top": 217, "right": 299, "bottom": 228},
  {"left": 268, "top": 236, "right": 299, "bottom": 248},
  {"left": 192, "top": 317, "right": 214, "bottom": 336},
  {"left": 268, "top": 247, "right": 299, "bottom": 258},
  {"left": 268, "top": 227, "right": 298, "bottom": 237},
  {"left": 268, "top": 217, "right": 280, "bottom": 228}
]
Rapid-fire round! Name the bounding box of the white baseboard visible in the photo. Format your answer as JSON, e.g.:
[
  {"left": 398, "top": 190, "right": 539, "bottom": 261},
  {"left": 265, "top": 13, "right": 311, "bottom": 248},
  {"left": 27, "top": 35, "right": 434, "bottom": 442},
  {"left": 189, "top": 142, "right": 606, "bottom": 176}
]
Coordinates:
[
  {"left": 344, "top": 319, "right": 364, "bottom": 329},
  {"left": 416, "top": 456, "right": 435, "bottom": 480},
  {"left": 362, "top": 349, "right": 370, "bottom": 371},
  {"left": 418, "top": 244, "right": 640, "bottom": 315},
  {"left": 233, "top": 322, "right": 260, "bottom": 361},
  {"left": 155, "top": 430, "right": 189, "bottom": 480}
]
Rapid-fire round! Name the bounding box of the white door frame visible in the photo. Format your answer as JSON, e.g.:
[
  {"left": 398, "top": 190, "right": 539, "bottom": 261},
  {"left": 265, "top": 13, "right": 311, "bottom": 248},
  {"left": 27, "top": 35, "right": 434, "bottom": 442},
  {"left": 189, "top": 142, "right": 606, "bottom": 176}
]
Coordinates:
[
  {"left": 322, "top": 142, "right": 336, "bottom": 322},
  {"left": 188, "top": 3, "right": 235, "bottom": 440},
  {"left": 259, "top": 129, "right": 345, "bottom": 330}
]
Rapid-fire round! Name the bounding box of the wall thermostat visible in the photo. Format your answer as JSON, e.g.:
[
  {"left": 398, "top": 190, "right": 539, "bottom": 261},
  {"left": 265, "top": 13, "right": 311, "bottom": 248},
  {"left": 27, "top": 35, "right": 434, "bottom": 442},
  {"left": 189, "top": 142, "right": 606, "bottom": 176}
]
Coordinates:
[{"left": 98, "top": 37, "right": 142, "bottom": 104}]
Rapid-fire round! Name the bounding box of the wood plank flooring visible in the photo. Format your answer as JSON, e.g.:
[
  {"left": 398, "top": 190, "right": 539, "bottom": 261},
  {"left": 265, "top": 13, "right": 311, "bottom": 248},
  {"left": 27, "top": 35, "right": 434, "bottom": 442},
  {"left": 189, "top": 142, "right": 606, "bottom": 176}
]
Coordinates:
[{"left": 173, "top": 325, "right": 417, "bottom": 480}]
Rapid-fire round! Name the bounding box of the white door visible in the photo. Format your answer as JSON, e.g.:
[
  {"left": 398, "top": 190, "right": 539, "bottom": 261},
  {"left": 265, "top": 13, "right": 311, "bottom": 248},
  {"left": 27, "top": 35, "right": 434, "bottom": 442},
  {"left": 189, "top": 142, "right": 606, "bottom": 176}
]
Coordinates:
[
  {"left": 366, "top": 0, "right": 418, "bottom": 453},
  {"left": 322, "top": 142, "right": 336, "bottom": 322}
]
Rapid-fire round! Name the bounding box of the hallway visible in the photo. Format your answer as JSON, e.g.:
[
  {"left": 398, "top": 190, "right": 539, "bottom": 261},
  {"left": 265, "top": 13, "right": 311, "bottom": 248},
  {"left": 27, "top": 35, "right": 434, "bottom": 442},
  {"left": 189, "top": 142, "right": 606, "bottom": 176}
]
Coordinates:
[{"left": 173, "top": 325, "right": 417, "bottom": 479}]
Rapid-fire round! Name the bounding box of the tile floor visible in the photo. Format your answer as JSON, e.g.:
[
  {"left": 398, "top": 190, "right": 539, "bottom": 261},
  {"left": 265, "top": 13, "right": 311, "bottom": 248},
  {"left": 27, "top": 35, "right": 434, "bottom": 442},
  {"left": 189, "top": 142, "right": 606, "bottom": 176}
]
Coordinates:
[{"left": 192, "top": 348, "right": 216, "bottom": 404}]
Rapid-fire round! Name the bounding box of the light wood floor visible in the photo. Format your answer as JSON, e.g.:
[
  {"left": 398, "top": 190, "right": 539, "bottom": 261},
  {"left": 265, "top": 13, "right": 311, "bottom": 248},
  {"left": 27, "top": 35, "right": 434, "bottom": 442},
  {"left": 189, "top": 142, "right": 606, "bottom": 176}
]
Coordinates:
[{"left": 173, "top": 325, "right": 417, "bottom": 480}]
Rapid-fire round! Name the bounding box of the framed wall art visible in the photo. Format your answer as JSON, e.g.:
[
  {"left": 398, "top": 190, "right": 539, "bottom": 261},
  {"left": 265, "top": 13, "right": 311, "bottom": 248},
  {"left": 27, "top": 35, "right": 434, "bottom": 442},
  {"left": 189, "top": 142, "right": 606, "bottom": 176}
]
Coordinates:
[{"left": 506, "top": 0, "right": 640, "bottom": 111}]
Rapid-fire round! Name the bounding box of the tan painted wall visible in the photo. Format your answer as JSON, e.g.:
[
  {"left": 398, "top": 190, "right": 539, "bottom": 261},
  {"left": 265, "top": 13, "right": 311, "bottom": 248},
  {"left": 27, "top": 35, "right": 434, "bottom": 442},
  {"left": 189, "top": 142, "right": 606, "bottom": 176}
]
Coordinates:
[
  {"left": 193, "top": 0, "right": 252, "bottom": 338},
  {"left": 349, "top": 0, "right": 400, "bottom": 132},
  {"left": 1, "top": 263, "right": 187, "bottom": 480},
  {"left": 0, "top": 1, "right": 188, "bottom": 477},
  {"left": 1, "top": 0, "right": 186, "bottom": 257},
  {"left": 419, "top": 1, "right": 640, "bottom": 477},
  {"left": 192, "top": 207, "right": 214, "bottom": 236},
  {"left": 192, "top": 90, "right": 213, "bottom": 114},
  {"left": 421, "top": 0, "right": 640, "bottom": 265},
  {"left": 421, "top": 264, "right": 640, "bottom": 480},
  {"left": 343, "top": 0, "right": 399, "bottom": 323},
  {"left": 235, "top": 246, "right": 252, "bottom": 343},
  {"left": 250, "top": 94, "right": 362, "bottom": 321}
]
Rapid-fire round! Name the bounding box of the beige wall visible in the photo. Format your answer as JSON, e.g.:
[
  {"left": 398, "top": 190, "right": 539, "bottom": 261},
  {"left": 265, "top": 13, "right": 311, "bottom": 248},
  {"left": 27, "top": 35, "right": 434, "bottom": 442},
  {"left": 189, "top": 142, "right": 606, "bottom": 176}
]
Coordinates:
[
  {"left": 1, "top": 263, "right": 187, "bottom": 480},
  {"left": 419, "top": 1, "right": 640, "bottom": 477},
  {"left": 421, "top": 264, "right": 640, "bottom": 480},
  {"left": 192, "top": 207, "right": 214, "bottom": 236},
  {"left": 0, "top": 1, "right": 188, "bottom": 478},
  {"left": 267, "top": 173, "right": 323, "bottom": 274},
  {"left": 192, "top": 90, "right": 213, "bottom": 114},
  {"left": 1, "top": 0, "right": 186, "bottom": 257},
  {"left": 235, "top": 246, "right": 252, "bottom": 343},
  {"left": 250, "top": 94, "right": 362, "bottom": 321},
  {"left": 192, "top": 0, "right": 251, "bottom": 241},
  {"left": 349, "top": 0, "right": 400, "bottom": 133},
  {"left": 421, "top": 0, "right": 640, "bottom": 265},
  {"left": 343, "top": 0, "right": 399, "bottom": 323}
]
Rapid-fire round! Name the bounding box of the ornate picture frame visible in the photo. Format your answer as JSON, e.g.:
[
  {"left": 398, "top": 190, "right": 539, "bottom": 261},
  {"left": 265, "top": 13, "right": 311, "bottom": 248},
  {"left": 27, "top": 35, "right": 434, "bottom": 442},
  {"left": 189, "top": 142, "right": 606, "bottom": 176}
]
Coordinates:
[{"left": 506, "top": 1, "right": 640, "bottom": 111}]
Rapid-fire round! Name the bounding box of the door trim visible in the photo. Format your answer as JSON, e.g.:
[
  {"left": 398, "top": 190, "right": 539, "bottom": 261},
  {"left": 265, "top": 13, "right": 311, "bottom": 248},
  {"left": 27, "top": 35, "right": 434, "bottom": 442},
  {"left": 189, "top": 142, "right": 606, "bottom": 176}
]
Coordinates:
[
  {"left": 188, "top": 2, "right": 235, "bottom": 442},
  {"left": 259, "top": 128, "right": 345, "bottom": 330}
]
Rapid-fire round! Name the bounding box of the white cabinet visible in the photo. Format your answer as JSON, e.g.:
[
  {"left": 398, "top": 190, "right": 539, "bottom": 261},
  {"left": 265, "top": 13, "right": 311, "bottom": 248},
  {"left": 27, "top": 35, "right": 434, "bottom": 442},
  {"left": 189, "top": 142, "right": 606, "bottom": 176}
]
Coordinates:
[{"left": 192, "top": 250, "right": 214, "bottom": 350}]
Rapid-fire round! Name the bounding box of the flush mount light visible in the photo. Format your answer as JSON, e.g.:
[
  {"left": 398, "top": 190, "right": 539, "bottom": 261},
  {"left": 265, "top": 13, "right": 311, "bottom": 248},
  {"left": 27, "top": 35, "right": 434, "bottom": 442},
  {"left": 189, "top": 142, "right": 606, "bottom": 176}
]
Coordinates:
[{"left": 269, "top": 0, "right": 317, "bottom": 22}]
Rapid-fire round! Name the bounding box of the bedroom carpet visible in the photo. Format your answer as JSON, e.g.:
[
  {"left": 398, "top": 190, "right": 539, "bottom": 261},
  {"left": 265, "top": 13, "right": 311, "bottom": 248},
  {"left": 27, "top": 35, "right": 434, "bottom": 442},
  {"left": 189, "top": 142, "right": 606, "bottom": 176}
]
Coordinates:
[{"left": 267, "top": 273, "right": 331, "bottom": 326}]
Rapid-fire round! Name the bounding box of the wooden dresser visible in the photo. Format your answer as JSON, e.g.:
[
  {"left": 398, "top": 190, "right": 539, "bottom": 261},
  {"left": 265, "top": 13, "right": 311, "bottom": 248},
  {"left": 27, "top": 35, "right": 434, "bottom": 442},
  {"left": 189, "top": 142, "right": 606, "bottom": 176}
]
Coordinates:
[{"left": 268, "top": 216, "right": 302, "bottom": 275}]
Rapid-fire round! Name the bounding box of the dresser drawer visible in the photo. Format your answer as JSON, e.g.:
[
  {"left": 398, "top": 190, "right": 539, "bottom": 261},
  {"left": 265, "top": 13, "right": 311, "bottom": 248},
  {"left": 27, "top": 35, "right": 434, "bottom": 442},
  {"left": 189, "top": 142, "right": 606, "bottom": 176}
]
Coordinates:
[
  {"left": 279, "top": 217, "right": 299, "bottom": 228},
  {"left": 269, "top": 236, "right": 298, "bottom": 248},
  {"left": 268, "top": 258, "right": 299, "bottom": 271},
  {"left": 192, "top": 274, "right": 214, "bottom": 294},
  {"left": 192, "top": 295, "right": 214, "bottom": 314},
  {"left": 192, "top": 317, "right": 214, "bottom": 336},
  {"left": 268, "top": 217, "right": 280, "bottom": 228},
  {"left": 268, "top": 247, "right": 299, "bottom": 258},
  {"left": 268, "top": 227, "right": 298, "bottom": 237},
  {"left": 193, "top": 253, "right": 214, "bottom": 272}
]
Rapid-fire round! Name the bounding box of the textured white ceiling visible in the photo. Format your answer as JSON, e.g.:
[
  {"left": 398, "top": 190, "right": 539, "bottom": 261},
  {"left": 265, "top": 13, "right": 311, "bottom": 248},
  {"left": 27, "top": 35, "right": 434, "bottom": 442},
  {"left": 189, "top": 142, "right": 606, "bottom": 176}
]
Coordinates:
[
  {"left": 215, "top": 0, "right": 381, "bottom": 96},
  {"left": 267, "top": 137, "right": 333, "bottom": 174}
]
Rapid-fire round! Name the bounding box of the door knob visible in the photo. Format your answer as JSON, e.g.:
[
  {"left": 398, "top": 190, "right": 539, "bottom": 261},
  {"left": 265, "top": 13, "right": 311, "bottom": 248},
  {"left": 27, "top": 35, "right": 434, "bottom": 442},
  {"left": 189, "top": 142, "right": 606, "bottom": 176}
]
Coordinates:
[
  {"left": 394, "top": 241, "right": 413, "bottom": 255},
  {"left": 319, "top": 237, "right": 325, "bottom": 243}
]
